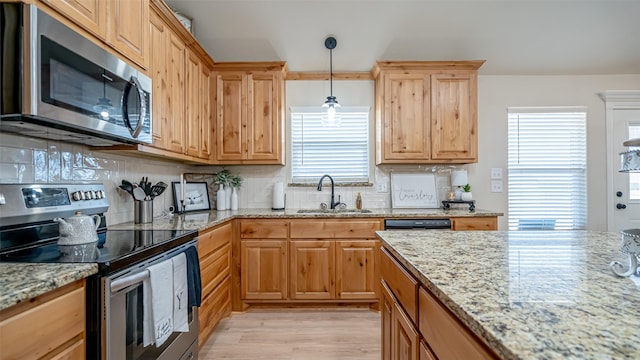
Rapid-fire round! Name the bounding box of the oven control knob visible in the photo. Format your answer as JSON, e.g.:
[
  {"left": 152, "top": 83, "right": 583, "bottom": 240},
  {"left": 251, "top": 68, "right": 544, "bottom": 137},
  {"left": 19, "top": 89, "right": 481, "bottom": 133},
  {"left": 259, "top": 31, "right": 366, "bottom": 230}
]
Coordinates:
[
  {"left": 71, "top": 191, "right": 84, "bottom": 201},
  {"left": 84, "top": 191, "right": 94, "bottom": 200}
]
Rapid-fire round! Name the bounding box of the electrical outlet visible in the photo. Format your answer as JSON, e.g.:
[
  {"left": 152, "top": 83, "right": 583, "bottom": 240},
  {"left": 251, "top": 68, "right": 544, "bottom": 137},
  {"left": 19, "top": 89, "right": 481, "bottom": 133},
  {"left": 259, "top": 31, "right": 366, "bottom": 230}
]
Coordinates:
[
  {"left": 376, "top": 181, "right": 388, "bottom": 193},
  {"left": 491, "top": 180, "right": 503, "bottom": 193},
  {"left": 491, "top": 168, "right": 503, "bottom": 179}
]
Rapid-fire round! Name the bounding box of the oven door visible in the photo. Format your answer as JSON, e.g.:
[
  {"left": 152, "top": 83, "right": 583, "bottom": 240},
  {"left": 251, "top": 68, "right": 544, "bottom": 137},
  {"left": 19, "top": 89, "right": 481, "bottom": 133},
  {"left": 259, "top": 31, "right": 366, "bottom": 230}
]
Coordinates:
[{"left": 103, "top": 243, "right": 198, "bottom": 360}]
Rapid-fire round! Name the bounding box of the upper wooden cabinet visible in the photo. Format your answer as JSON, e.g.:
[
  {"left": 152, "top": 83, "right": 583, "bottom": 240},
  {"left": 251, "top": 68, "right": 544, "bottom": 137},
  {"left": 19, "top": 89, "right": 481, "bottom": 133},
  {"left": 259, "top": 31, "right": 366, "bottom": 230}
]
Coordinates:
[
  {"left": 213, "top": 62, "right": 287, "bottom": 165},
  {"left": 41, "top": 0, "right": 149, "bottom": 69},
  {"left": 372, "top": 61, "right": 484, "bottom": 165},
  {"left": 145, "top": 3, "right": 214, "bottom": 163}
]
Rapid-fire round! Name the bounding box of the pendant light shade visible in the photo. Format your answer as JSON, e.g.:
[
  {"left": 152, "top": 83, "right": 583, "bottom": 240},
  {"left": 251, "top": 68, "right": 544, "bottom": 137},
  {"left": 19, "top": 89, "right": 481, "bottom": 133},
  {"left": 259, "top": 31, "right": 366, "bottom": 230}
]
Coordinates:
[{"left": 321, "top": 36, "right": 341, "bottom": 126}]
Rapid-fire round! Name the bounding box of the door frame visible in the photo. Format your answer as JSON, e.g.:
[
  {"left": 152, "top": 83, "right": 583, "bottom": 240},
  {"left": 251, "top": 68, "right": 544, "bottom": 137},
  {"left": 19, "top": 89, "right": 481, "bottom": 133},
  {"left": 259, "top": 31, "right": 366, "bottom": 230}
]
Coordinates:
[{"left": 599, "top": 90, "right": 640, "bottom": 231}]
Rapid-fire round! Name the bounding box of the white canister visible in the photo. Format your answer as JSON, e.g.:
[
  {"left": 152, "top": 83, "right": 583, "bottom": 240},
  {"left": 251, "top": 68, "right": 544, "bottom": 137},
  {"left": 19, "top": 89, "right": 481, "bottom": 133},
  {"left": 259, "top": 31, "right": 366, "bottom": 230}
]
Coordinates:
[
  {"left": 231, "top": 187, "right": 238, "bottom": 210},
  {"left": 216, "top": 185, "right": 226, "bottom": 210},
  {"left": 272, "top": 182, "right": 285, "bottom": 210}
]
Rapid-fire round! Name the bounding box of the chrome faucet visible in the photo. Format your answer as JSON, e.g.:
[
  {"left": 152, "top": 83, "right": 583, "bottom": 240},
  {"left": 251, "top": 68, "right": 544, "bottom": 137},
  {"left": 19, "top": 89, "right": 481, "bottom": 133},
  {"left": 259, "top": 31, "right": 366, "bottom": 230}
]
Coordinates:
[{"left": 317, "top": 174, "right": 342, "bottom": 209}]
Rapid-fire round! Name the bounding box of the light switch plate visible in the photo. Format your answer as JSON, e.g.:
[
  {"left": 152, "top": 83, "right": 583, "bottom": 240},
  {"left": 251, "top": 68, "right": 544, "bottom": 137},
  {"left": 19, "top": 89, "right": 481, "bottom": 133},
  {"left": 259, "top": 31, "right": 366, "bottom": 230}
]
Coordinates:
[
  {"left": 491, "top": 168, "right": 503, "bottom": 179},
  {"left": 376, "top": 181, "right": 388, "bottom": 193},
  {"left": 491, "top": 180, "right": 503, "bottom": 193}
]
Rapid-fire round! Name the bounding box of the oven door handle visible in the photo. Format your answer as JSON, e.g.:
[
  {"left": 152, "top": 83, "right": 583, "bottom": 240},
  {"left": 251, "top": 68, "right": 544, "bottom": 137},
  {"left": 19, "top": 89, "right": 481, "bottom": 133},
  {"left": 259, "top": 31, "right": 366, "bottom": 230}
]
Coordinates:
[{"left": 110, "top": 270, "right": 149, "bottom": 294}]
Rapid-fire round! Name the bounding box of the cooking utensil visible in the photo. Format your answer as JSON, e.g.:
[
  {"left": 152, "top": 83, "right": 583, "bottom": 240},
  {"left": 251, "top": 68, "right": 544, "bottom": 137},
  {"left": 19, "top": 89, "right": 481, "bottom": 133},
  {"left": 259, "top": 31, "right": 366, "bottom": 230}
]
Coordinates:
[
  {"left": 133, "top": 186, "right": 146, "bottom": 201},
  {"left": 119, "top": 180, "right": 135, "bottom": 199},
  {"left": 149, "top": 182, "right": 168, "bottom": 199}
]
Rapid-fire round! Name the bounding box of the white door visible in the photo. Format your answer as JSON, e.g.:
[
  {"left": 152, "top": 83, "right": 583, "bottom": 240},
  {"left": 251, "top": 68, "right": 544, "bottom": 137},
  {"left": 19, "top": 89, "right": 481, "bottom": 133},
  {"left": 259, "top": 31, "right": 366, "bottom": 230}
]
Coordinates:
[{"left": 605, "top": 97, "right": 640, "bottom": 231}]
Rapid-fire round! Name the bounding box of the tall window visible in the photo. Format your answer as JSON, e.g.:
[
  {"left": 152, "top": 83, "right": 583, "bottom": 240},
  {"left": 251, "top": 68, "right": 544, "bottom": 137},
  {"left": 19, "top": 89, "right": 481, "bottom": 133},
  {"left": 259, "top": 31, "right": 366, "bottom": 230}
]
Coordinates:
[
  {"left": 291, "top": 107, "right": 369, "bottom": 184},
  {"left": 507, "top": 108, "right": 587, "bottom": 230}
]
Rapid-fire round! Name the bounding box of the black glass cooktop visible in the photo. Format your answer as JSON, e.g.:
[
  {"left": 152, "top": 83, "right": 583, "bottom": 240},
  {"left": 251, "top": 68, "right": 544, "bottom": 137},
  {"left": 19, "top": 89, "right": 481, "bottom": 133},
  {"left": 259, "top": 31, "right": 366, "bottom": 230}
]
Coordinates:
[{"left": 0, "top": 229, "right": 197, "bottom": 274}]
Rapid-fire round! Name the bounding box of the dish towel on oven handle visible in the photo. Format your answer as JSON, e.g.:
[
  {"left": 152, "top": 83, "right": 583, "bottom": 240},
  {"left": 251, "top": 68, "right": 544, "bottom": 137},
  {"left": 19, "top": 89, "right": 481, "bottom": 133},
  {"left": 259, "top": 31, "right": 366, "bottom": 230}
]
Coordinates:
[
  {"left": 172, "top": 252, "right": 189, "bottom": 332},
  {"left": 147, "top": 259, "right": 174, "bottom": 347},
  {"left": 184, "top": 245, "right": 202, "bottom": 307}
]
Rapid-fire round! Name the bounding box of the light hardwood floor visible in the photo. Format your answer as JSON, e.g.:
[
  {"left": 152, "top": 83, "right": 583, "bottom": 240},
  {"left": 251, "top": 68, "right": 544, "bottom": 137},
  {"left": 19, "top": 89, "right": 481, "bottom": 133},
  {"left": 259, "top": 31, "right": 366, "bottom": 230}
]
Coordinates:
[{"left": 200, "top": 309, "right": 381, "bottom": 359}]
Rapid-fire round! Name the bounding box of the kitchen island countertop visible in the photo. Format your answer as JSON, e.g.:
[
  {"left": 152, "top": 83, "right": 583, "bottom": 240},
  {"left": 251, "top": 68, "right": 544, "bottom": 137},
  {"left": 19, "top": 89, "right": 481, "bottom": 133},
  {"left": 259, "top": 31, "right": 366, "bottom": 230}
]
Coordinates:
[{"left": 377, "top": 230, "right": 640, "bottom": 359}]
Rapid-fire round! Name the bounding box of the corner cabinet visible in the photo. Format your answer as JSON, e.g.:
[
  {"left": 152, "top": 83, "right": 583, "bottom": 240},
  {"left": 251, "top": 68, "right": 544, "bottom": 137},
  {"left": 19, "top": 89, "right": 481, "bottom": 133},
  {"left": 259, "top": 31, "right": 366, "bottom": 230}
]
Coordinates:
[
  {"left": 372, "top": 61, "right": 484, "bottom": 165},
  {"left": 213, "top": 62, "right": 287, "bottom": 165}
]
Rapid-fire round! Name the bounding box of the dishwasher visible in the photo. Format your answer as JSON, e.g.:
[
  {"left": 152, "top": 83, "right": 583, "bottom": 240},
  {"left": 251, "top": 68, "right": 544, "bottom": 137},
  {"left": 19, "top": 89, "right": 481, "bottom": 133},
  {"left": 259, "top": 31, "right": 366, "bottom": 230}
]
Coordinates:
[{"left": 384, "top": 218, "right": 451, "bottom": 230}]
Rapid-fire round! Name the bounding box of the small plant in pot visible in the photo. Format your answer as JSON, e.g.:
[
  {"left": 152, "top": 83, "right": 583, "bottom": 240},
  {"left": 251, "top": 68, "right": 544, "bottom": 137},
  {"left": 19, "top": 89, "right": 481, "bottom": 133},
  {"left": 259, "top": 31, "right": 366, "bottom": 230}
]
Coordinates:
[{"left": 461, "top": 184, "right": 473, "bottom": 201}]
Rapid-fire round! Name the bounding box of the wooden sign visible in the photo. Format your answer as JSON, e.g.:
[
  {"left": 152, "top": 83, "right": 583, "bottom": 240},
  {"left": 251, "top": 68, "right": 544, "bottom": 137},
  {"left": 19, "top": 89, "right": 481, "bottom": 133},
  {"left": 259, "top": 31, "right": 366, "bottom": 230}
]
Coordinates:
[{"left": 391, "top": 173, "right": 438, "bottom": 208}]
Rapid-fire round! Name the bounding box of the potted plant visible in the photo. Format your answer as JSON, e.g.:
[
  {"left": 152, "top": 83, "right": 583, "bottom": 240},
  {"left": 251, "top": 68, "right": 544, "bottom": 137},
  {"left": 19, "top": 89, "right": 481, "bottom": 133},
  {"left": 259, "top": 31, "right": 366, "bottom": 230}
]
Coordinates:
[{"left": 461, "top": 184, "right": 473, "bottom": 201}]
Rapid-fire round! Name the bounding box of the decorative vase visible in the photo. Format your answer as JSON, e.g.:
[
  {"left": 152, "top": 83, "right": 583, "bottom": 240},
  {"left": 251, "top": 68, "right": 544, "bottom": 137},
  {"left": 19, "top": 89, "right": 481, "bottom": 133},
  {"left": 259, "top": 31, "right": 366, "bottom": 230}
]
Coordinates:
[
  {"left": 225, "top": 184, "right": 232, "bottom": 210},
  {"left": 461, "top": 192, "right": 473, "bottom": 201},
  {"left": 216, "top": 184, "right": 226, "bottom": 210},
  {"left": 231, "top": 187, "right": 238, "bottom": 210}
]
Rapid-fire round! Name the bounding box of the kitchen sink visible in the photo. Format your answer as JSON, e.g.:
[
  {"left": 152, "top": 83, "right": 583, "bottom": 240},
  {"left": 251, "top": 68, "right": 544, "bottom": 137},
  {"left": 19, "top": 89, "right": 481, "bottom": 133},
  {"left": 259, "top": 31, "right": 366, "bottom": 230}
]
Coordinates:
[{"left": 296, "top": 209, "right": 373, "bottom": 214}]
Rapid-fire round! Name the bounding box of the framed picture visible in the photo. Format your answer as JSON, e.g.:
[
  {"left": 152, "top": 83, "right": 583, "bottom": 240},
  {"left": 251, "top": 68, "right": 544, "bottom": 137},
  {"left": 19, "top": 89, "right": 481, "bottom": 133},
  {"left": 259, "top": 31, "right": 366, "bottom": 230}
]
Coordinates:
[
  {"left": 172, "top": 181, "right": 211, "bottom": 213},
  {"left": 390, "top": 173, "right": 439, "bottom": 208}
]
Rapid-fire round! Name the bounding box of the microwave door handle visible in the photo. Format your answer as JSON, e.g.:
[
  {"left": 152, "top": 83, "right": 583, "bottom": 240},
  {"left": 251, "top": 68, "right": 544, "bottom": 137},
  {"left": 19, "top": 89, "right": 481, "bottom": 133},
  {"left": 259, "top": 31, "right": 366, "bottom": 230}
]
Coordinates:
[{"left": 122, "top": 76, "right": 146, "bottom": 138}]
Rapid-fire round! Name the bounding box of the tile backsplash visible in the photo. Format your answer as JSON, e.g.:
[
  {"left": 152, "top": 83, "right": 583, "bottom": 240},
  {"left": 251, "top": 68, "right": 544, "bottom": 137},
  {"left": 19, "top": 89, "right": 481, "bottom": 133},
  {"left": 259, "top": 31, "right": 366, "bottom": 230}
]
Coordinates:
[{"left": 1, "top": 133, "right": 466, "bottom": 225}]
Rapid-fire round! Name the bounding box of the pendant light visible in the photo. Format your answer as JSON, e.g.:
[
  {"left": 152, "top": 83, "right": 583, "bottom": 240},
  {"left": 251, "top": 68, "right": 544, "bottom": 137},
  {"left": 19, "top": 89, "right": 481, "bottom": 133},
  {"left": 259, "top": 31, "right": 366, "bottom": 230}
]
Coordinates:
[{"left": 321, "top": 36, "right": 341, "bottom": 126}]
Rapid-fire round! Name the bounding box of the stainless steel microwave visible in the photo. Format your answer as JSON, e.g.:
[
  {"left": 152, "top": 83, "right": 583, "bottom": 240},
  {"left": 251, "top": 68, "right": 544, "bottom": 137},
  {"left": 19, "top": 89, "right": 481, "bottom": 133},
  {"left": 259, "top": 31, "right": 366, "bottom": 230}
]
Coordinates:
[{"left": 0, "top": 3, "right": 152, "bottom": 146}]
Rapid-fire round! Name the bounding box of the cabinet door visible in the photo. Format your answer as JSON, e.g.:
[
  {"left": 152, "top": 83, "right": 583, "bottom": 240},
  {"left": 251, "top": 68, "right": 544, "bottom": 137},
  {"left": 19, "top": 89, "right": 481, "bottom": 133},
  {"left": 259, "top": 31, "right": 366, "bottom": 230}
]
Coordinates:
[
  {"left": 166, "top": 32, "right": 185, "bottom": 153},
  {"left": 41, "top": 0, "right": 107, "bottom": 40},
  {"left": 246, "top": 73, "right": 282, "bottom": 163},
  {"left": 430, "top": 72, "right": 477, "bottom": 162},
  {"left": 381, "top": 282, "right": 394, "bottom": 360},
  {"left": 241, "top": 240, "right": 288, "bottom": 300},
  {"left": 290, "top": 240, "right": 335, "bottom": 300},
  {"left": 149, "top": 9, "right": 167, "bottom": 149},
  {"left": 185, "top": 50, "right": 201, "bottom": 157},
  {"left": 215, "top": 73, "right": 245, "bottom": 161},
  {"left": 382, "top": 73, "right": 431, "bottom": 162},
  {"left": 336, "top": 240, "right": 377, "bottom": 300},
  {"left": 450, "top": 217, "right": 497, "bottom": 231},
  {"left": 200, "top": 65, "right": 213, "bottom": 160},
  {"left": 108, "top": 0, "right": 148, "bottom": 69},
  {"left": 393, "top": 300, "right": 419, "bottom": 360}
]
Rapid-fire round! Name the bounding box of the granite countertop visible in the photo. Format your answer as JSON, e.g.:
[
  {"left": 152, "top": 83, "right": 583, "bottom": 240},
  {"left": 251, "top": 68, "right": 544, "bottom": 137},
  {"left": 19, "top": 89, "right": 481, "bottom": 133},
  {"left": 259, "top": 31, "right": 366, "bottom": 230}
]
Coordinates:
[
  {"left": 0, "top": 207, "right": 501, "bottom": 312},
  {"left": 0, "top": 263, "right": 98, "bottom": 311},
  {"left": 377, "top": 230, "right": 640, "bottom": 359},
  {"left": 109, "top": 207, "right": 503, "bottom": 231}
]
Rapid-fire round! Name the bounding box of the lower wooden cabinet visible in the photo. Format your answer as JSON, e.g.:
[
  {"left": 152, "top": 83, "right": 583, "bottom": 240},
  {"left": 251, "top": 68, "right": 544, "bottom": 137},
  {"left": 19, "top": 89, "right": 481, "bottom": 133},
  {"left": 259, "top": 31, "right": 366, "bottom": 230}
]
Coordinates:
[
  {"left": 198, "top": 222, "right": 232, "bottom": 346},
  {"left": 0, "top": 279, "right": 86, "bottom": 360},
  {"left": 450, "top": 217, "right": 497, "bottom": 230},
  {"left": 381, "top": 245, "right": 498, "bottom": 360},
  {"left": 240, "top": 239, "right": 288, "bottom": 300},
  {"left": 381, "top": 280, "right": 419, "bottom": 360},
  {"left": 290, "top": 240, "right": 335, "bottom": 300},
  {"left": 336, "top": 240, "right": 378, "bottom": 300}
]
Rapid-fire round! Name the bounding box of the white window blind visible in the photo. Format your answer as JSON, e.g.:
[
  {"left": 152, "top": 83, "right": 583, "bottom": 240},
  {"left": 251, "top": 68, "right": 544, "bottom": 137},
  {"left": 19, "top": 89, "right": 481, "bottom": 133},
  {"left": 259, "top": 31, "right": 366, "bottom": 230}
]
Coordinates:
[
  {"left": 291, "top": 107, "right": 369, "bottom": 183},
  {"left": 507, "top": 108, "right": 587, "bottom": 230}
]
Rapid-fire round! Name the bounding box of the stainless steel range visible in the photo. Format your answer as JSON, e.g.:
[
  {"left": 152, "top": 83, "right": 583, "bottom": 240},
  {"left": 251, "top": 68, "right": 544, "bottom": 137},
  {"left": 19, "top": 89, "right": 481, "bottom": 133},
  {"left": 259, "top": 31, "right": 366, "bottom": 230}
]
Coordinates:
[{"left": 0, "top": 183, "right": 200, "bottom": 360}]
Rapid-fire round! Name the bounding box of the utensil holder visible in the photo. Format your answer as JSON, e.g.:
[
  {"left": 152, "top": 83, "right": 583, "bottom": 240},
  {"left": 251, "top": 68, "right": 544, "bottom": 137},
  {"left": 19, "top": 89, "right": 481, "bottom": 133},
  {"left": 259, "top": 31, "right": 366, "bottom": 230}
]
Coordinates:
[{"left": 134, "top": 200, "right": 153, "bottom": 224}]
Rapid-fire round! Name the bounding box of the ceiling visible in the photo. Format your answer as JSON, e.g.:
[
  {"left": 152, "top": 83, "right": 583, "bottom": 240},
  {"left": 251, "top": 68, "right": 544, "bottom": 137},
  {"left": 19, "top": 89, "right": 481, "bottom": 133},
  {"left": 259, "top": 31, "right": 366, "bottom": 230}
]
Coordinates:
[{"left": 164, "top": 0, "right": 640, "bottom": 75}]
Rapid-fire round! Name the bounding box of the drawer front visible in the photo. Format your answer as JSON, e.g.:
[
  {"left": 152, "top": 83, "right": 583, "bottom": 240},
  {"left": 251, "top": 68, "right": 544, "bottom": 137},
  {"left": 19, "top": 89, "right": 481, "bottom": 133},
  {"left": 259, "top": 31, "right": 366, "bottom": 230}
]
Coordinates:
[
  {"left": 240, "top": 220, "right": 289, "bottom": 238},
  {"left": 380, "top": 247, "right": 418, "bottom": 323},
  {"left": 450, "top": 217, "right": 497, "bottom": 231},
  {"left": 0, "top": 281, "right": 85, "bottom": 360},
  {"left": 198, "top": 222, "right": 232, "bottom": 259},
  {"left": 290, "top": 219, "right": 381, "bottom": 238},
  {"left": 418, "top": 287, "right": 496, "bottom": 360},
  {"left": 199, "top": 277, "right": 231, "bottom": 347},
  {"left": 200, "top": 243, "right": 231, "bottom": 297}
]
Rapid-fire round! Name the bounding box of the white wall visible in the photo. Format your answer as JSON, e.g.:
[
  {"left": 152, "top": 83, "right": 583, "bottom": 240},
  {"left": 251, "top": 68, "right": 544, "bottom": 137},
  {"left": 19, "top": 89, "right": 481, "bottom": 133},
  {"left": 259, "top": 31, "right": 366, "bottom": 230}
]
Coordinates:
[
  {"left": 475, "top": 74, "right": 640, "bottom": 230},
  {"left": 2, "top": 75, "right": 639, "bottom": 228}
]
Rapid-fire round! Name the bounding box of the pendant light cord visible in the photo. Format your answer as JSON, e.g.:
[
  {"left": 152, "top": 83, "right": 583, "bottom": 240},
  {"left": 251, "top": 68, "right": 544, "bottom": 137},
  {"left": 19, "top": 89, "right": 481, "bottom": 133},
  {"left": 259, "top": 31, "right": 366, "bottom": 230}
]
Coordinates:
[{"left": 329, "top": 47, "right": 333, "bottom": 97}]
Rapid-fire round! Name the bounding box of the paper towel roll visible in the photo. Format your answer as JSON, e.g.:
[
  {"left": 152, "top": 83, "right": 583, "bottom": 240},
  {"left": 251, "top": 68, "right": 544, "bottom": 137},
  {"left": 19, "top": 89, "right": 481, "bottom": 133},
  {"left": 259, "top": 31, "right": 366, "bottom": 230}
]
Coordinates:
[{"left": 272, "top": 182, "right": 285, "bottom": 210}]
